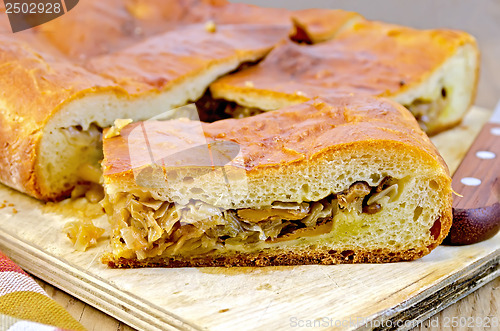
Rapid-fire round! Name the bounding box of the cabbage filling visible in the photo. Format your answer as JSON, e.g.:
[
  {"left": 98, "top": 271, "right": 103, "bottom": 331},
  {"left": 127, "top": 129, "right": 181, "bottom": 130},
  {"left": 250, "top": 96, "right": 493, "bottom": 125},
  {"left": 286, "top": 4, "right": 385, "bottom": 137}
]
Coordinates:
[
  {"left": 196, "top": 87, "right": 449, "bottom": 133},
  {"left": 104, "top": 177, "right": 400, "bottom": 260}
]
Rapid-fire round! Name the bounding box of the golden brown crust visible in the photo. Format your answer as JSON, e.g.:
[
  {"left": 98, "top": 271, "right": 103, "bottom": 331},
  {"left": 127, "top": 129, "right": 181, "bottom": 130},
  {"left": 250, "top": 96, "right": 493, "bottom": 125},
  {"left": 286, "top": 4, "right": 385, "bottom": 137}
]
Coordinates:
[
  {"left": 0, "top": 1, "right": 292, "bottom": 200},
  {"left": 42, "top": 0, "right": 365, "bottom": 59},
  {"left": 103, "top": 249, "right": 426, "bottom": 268},
  {"left": 211, "top": 20, "right": 477, "bottom": 105},
  {"left": 85, "top": 24, "right": 289, "bottom": 95},
  {"left": 103, "top": 96, "right": 447, "bottom": 179},
  {"left": 103, "top": 239, "right": 442, "bottom": 268},
  {"left": 33, "top": 0, "right": 291, "bottom": 59},
  {"left": 290, "top": 9, "right": 364, "bottom": 43}
]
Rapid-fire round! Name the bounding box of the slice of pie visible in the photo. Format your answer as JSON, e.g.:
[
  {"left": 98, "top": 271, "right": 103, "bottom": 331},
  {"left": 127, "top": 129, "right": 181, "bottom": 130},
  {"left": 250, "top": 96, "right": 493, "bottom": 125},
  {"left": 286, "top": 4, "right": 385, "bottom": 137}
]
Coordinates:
[
  {"left": 210, "top": 20, "right": 479, "bottom": 135},
  {"left": 100, "top": 96, "right": 452, "bottom": 267}
]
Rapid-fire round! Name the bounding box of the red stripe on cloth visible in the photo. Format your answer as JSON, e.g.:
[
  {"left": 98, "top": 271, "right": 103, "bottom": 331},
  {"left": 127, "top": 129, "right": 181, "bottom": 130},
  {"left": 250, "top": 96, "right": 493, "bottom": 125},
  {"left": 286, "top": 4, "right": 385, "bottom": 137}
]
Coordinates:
[{"left": 0, "top": 252, "right": 27, "bottom": 275}]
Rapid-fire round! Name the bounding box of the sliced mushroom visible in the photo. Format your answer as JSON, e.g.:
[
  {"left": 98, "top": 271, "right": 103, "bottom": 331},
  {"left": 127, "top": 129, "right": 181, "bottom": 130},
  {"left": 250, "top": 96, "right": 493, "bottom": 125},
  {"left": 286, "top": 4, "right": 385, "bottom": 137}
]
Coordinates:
[{"left": 337, "top": 182, "right": 371, "bottom": 206}]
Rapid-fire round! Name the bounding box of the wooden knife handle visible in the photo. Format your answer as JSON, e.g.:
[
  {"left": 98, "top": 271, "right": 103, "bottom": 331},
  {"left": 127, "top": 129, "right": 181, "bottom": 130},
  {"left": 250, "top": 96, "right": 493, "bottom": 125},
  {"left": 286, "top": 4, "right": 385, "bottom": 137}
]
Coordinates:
[
  {"left": 452, "top": 123, "right": 500, "bottom": 208},
  {"left": 445, "top": 123, "right": 500, "bottom": 245}
]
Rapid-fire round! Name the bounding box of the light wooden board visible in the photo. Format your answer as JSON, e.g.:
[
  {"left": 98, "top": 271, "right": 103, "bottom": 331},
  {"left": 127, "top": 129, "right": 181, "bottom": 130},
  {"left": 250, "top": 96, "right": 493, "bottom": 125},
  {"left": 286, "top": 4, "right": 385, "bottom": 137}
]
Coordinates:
[{"left": 0, "top": 106, "right": 497, "bottom": 331}]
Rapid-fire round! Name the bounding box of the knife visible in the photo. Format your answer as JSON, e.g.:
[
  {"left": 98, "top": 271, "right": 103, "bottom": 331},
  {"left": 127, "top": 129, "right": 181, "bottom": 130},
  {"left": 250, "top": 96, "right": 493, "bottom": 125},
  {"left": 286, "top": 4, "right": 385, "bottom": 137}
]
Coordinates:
[{"left": 444, "top": 101, "right": 500, "bottom": 245}]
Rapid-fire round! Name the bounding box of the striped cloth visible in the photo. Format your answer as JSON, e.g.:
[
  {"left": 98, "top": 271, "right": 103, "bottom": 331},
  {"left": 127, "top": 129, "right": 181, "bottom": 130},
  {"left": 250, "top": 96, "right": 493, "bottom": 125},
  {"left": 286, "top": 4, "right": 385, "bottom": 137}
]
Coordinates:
[{"left": 0, "top": 251, "right": 85, "bottom": 331}]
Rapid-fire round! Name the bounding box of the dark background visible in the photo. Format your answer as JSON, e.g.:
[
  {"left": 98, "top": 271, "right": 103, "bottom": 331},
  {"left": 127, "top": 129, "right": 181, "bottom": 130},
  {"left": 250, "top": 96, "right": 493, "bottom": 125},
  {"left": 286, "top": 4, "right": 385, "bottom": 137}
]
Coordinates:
[{"left": 233, "top": 0, "right": 500, "bottom": 110}]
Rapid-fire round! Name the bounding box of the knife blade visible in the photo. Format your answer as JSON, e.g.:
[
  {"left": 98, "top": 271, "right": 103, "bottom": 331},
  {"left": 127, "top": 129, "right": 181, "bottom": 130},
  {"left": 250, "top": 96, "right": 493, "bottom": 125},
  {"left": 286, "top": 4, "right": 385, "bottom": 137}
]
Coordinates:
[{"left": 444, "top": 101, "right": 500, "bottom": 245}]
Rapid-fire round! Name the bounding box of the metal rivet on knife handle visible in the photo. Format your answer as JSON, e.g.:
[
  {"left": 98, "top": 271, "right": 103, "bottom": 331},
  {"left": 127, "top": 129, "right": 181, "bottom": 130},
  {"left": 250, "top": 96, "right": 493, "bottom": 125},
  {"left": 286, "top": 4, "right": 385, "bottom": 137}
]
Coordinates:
[
  {"left": 475, "top": 151, "right": 496, "bottom": 160},
  {"left": 490, "top": 127, "right": 500, "bottom": 136},
  {"left": 460, "top": 177, "right": 481, "bottom": 186}
]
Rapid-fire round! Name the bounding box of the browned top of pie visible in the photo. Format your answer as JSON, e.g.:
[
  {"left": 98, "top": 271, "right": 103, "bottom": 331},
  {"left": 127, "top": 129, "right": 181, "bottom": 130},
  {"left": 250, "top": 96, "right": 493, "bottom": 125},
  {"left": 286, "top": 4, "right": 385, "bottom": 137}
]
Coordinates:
[
  {"left": 103, "top": 95, "right": 446, "bottom": 178},
  {"left": 211, "top": 20, "right": 477, "bottom": 101}
]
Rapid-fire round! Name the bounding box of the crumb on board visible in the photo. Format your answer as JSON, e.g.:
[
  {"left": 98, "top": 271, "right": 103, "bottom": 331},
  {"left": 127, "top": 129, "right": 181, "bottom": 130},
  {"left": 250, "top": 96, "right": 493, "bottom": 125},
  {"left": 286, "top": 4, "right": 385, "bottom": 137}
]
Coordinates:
[
  {"left": 12, "top": 208, "right": 17, "bottom": 214},
  {"left": 0, "top": 201, "right": 15, "bottom": 209},
  {"left": 63, "top": 219, "right": 105, "bottom": 252}
]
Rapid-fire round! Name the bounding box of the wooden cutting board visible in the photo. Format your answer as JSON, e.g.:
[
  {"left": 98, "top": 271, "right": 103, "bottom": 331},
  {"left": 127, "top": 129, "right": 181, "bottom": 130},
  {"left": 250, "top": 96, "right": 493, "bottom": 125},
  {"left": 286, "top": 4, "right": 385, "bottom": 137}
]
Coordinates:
[{"left": 0, "top": 106, "right": 498, "bottom": 331}]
